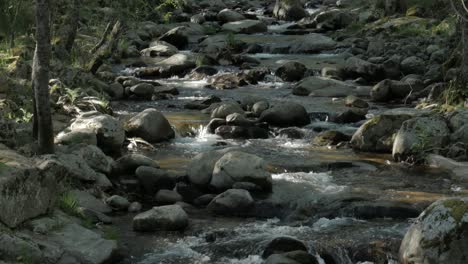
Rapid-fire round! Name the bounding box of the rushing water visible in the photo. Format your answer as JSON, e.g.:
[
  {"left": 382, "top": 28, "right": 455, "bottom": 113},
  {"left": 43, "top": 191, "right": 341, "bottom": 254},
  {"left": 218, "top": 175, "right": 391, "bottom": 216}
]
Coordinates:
[{"left": 111, "top": 16, "right": 468, "bottom": 263}]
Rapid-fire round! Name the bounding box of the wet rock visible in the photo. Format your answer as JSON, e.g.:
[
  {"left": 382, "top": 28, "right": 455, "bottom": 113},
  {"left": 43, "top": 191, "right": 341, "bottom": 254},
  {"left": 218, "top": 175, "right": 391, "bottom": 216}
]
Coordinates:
[
  {"left": 399, "top": 198, "right": 468, "bottom": 264},
  {"left": 55, "top": 129, "right": 98, "bottom": 146},
  {"left": 345, "top": 95, "right": 368, "bottom": 108},
  {"left": 189, "top": 66, "right": 219, "bottom": 80},
  {"left": 448, "top": 110, "right": 468, "bottom": 131},
  {"left": 332, "top": 108, "right": 367, "bottom": 124},
  {"left": 211, "top": 102, "right": 245, "bottom": 118},
  {"left": 175, "top": 181, "right": 205, "bottom": 203},
  {"left": 106, "top": 195, "right": 130, "bottom": 211},
  {"left": 129, "top": 83, "right": 155, "bottom": 99},
  {"left": 41, "top": 152, "right": 100, "bottom": 182},
  {"left": 211, "top": 151, "right": 272, "bottom": 191},
  {"left": 158, "top": 26, "right": 189, "bottom": 49},
  {"left": 393, "top": 116, "right": 450, "bottom": 162},
  {"left": 135, "top": 166, "right": 176, "bottom": 194},
  {"left": 313, "top": 130, "right": 351, "bottom": 146},
  {"left": 197, "top": 34, "right": 246, "bottom": 54},
  {"left": 273, "top": 0, "right": 307, "bottom": 21},
  {"left": 293, "top": 76, "right": 355, "bottom": 97},
  {"left": 278, "top": 127, "right": 306, "bottom": 139},
  {"left": 133, "top": 205, "right": 188, "bottom": 231},
  {"left": 140, "top": 40, "right": 178, "bottom": 57},
  {"left": 69, "top": 112, "right": 125, "bottom": 154},
  {"left": 107, "top": 82, "right": 125, "bottom": 99},
  {"left": 252, "top": 101, "right": 269, "bottom": 116},
  {"left": 260, "top": 102, "right": 310, "bottom": 127},
  {"left": 134, "top": 53, "right": 196, "bottom": 78},
  {"left": 351, "top": 114, "right": 412, "bottom": 153},
  {"left": 155, "top": 190, "right": 183, "bottom": 205},
  {"left": 207, "top": 189, "right": 254, "bottom": 216},
  {"left": 222, "top": 20, "right": 268, "bottom": 34},
  {"left": 288, "top": 34, "right": 336, "bottom": 54},
  {"left": 263, "top": 236, "right": 308, "bottom": 258},
  {"left": 113, "top": 154, "right": 160, "bottom": 175},
  {"left": 275, "top": 61, "right": 307, "bottom": 82},
  {"left": 207, "top": 118, "right": 227, "bottom": 133},
  {"left": 190, "top": 14, "right": 206, "bottom": 24},
  {"left": 215, "top": 125, "right": 249, "bottom": 139},
  {"left": 315, "top": 9, "right": 355, "bottom": 31},
  {"left": 77, "top": 207, "right": 112, "bottom": 224},
  {"left": 69, "top": 144, "right": 114, "bottom": 175},
  {"left": 266, "top": 251, "right": 319, "bottom": 264},
  {"left": 210, "top": 72, "right": 250, "bottom": 89},
  {"left": 187, "top": 148, "right": 234, "bottom": 186},
  {"left": 343, "top": 201, "right": 420, "bottom": 219},
  {"left": 226, "top": 113, "right": 254, "bottom": 127},
  {"left": 217, "top": 9, "right": 245, "bottom": 23},
  {"left": 125, "top": 108, "right": 175, "bottom": 143},
  {"left": 371, "top": 79, "right": 414, "bottom": 102}
]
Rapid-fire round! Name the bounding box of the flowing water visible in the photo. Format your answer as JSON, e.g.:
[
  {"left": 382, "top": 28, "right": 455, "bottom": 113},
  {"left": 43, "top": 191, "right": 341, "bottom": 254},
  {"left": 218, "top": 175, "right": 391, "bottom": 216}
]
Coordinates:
[{"left": 112, "top": 14, "right": 468, "bottom": 264}]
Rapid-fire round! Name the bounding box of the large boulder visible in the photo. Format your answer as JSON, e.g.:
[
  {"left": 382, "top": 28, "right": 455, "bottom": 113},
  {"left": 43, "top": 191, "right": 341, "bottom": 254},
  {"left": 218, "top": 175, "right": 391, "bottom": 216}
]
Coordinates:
[
  {"left": 314, "top": 8, "right": 355, "bottom": 31},
  {"left": 399, "top": 198, "right": 468, "bottom": 264},
  {"left": 293, "top": 76, "right": 356, "bottom": 97},
  {"left": 0, "top": 146, "right": 59, "bottom": 228},
  {"left": 343, "top": 57, "right": 384, "bottom": 82},
  {"left": 263, "top": 237, "right": 308, "bottom": 258},
  {"left": 207, "top": 189, "right": 254, "bottom": 216},
  {"left": 393, "top": 116, "right": 450, "bottom": 161},
  {"left": 158, "top": 26, "right": 189, "bottom": 49},
  {"left": 371, "top": 79, "right": 417, "bottom": 102},
  {"left": 351, "top": 114, "right": 412, "bottom": 153},
  {"left": 222, "top": 20, "right": 268, "bottom": 34},
  {"left": 133, "top": 205, "right": 188, "bottom": 231},
  {"left": 211, "top": 102, "right": 244, "bottom": 119},
  {"left": 113, "top": 154, "right": 159, "bottom": 175},
  {"left": 259, "top": 102, "right": 310, "bottom": 127},
  {"left": 289, "top": 34, "right": 337, "bottom": 54},
  {"left": 69, "top": 112, "right": 125, "bottom": 154},
  {"left": 217, "top": 9, "right": 245, "bottom": 23},
  {"left": 125, "top": 108, "right": 175, "bottom": 143},
  {"left": 135, "top": 166, "right": 176, "bottom": 194},
  {"left": 135, "top": 53, "right": 196, "bottom": 78},
  {"left": 211, "top": 151, "right": 272, "bottom": 192},
  {"left": 401, "top": 56, "right": 425, "bottom": 74},
  {"left": 187, "top": 148, "right": 234, "bottom": 186},
  {"left": 273, "top": 0, "right": 307, "bottom": 21},
  {"left": 275, "top": 61, "right": 307, "bottom": 82}
]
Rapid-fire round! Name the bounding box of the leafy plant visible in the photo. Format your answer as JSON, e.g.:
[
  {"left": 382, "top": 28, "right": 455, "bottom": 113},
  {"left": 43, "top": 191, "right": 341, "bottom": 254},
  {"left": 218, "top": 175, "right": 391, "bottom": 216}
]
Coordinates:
[{"left": 58, "top": 192, "right": 81, "bottom": 217}]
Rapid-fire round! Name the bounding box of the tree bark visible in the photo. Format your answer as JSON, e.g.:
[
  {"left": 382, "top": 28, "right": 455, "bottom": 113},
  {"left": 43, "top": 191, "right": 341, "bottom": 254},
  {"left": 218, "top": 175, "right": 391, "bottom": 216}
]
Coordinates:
[
  {"left": 88, "top": 20, "right": 123, "bottom": 74},
  {"left": 32, "top": 0, "right": 54, "bottom": 154},
  {"left": 63, "top": 0, "right": 80, "bottom": 52}
]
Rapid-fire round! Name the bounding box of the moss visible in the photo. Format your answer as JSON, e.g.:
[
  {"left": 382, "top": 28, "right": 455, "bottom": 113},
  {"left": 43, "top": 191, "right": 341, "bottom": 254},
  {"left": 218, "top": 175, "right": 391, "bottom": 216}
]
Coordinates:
[{"left": 443, "top": 199, "right": 468, "bottom": 223}]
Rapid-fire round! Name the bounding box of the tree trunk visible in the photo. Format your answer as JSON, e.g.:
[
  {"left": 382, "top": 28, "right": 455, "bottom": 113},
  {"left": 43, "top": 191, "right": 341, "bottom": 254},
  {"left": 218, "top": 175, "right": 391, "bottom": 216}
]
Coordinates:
[
  {"left": 88, "top": 20, "right": 123, "bottom": 74},
  {"left": 32, "top": 0, "right": 54, "bottom": 154},
  {"left": 63, "top": 0, "right": 80, "bottom": 53},
  {"left": 462, "top": 19, "right": 468, "bottom": 79}
]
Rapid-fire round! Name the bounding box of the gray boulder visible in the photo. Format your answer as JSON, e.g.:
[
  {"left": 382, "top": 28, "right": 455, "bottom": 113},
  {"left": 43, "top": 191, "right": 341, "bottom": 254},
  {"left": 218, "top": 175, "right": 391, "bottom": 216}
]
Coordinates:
[
  {"left": 140, "top": 40, "right": 178, "bottom": 57},
  {"left": 393, "top": 116, "right": 450, "bottom": 161},
  {"left": 259, "top": 102, "right": 310, "bottom": 127},
  {"left": 275, "top": 61, "right": 307, "bottom": 82},
  {"left": 135, "top": 166, "right": 175, "bottom": 194},
  {"left": 155, "top": 190, "right": 183, "bottom": 205},
  {"left": 106, "top": 195, "right": 130, "bottom": 210},
  {"left": 401, "top": 56, "right": 425, "bottom": 74},
  {"left": 133, "top": 205, "right": 188, "bottom": 231},
  {"left": 211, "top": 102, "right": 244, "bottom": 119},
  {"left": 399, "top": 198, "right": 468, "bottom": 264},
  {"left": 113, "top": 154, "right": 160, "bottom": 175},
  {"left": 293, "top": 76, "right": 356, "bottom": 97},
  {"left": 125, "top": 108, "right": 175, "bottom": 143},
  {"left": 217, "top": 9, "right": 245, "bottom": 23},
  {"left": 69, "top": 112, "right": 125, "bottom": 154},
  {"left": 158, "top": 26, "right": 189, "bottom": 49},
  {"left": 187, "top": 148, "right": 234, "bottom": 186},
  {"left": 207, "top": 189, "right": 254, "bottom": 216},
  {"left": 211, "top": 151, "right": 272, "bottom": 191},
  {"left": 351, "top": 114, "right": 412, "bottom": 153}
]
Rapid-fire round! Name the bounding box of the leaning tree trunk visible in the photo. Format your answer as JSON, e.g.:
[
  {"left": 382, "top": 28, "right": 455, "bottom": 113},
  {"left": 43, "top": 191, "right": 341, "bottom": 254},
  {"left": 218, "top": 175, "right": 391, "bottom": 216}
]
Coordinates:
[
  {"left": 88, "top": 20, "right": 123, "bottom": 74},
  {"left": 32, "top": 0, "right": 54, "bottom": 154}
]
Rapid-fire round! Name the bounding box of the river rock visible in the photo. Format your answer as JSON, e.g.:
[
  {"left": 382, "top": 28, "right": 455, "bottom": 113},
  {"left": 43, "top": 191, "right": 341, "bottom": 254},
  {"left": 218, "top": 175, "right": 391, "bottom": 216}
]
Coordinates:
[
  {"left": 265, "top": 251, "right": 319, "bottom": 264},
  {"left": 343, "top": 57, "right": 384, "bottom": 82},
  {"left": 259, "top": 102, "right": 310, "bottom": 127},
  {"left": 135, "top": 166, "right": 176, "bottom": 194},
  {"left": 345, "top": 95, "right": 369, "bottom": 108},
  {"left": 401, "top": 56, "right": 425, "bottom": 74},
  {"left": 140, "top": 40, "right": 178, "bottom": 57},
  {"left": 217, "top": 9, "right": 245, "bottom": 23},
  {"left": 273, "top": 0, "right": 307, "bottom": 21},
  {"left": 399, "top": 198, "right": 468, "bottom": 264},
  {"left": 207, "top": 118, "right": 227, "bottom": 133},
  {"left": 187, "top": 148, "right": 235, "bottom": 186},
  {"left": 263, "top": 236, "right": 308, "bottom": 258},
  {"left": 211, "top": 102, "right": 245, "bottom": 118},
  {"left": 0, "top": 148, "right": 59, "bottom": 228},
  {"left": 289, "top": 34, "right": 337, "bottom": 54},
  {"left": 207, "top": 189, "right": 254, "bottom": 216},
  {"left": 371, "top": 79, "right": 414, "bottom": 102},
  {"left": 351, "top": 114, "right": 412, "bottom": 153},
  {"left": 448, "top": 110, "right": 468, "bottom": 131},
  {"left": 125, "top": 108, "right": 175, "bottom": 143},
  {"left": 252, "top": 101, "right": 269, "bottom": 116},
  {"left": 215, "top": 125, "right": 248, "bottom": 139},
  {"left": 129, "top": 83, "right": 155, "bottom": 99},
  {"left": 293, "top": 76, "right": 355, "bottom": 97},
  {"left": 113, "top": 154, "right": 160, "bottom": 175},
  {"left": 155, "top": 190, "right": 183, "bottom": 205},
  {"left": 106, "top": 195, "right": 130, "bottom": 210},
  {"left": 69, "top": 189, "right": 112, "bottom": 214},
  {"left": 211, "top": 151, "right": 272, "bottom": 191},
  {"left": 133, "top": 205, "right": 188, "bottom": 231},
  {"left": 315, "top": 8, "right": 355, "bottom": 31},
  {"left": 275, "top": 61, "right": 307, "bottom": 82},
  {"left": 158, "top": 26, "right": 189, "bottom": 49},
  {"left": 70, "top": 144, "right": 114, "bottom": 174},
  {"left": 69, "top": 112, "right": 125, "bottom": 154},
  {"left": 313, "top": 130, "right": 351, "bottom": 146},
  {"left": 393, "top": 116, "right": 450, "bottom": 162},
  {"left": 128, "top": 202, "right": 143, "bottom": 212},
  {"left": 222, "top": 20, "right": 268, "bottom": 34}
]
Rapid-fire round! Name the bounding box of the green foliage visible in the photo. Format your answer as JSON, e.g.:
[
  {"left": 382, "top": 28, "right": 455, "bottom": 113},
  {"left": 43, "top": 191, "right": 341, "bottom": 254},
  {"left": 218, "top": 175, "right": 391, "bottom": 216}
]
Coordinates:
[
  {"left": 441, "top": 79, "right": 468, "bottom": 107},
  {"left": 0, "top": 0, "right": 34, "bottom": 47},
  {"left": 102, "top": 226, "right": 120, "bottom": 240},
  {"left": 58, "top": 192, "right": 81, "bottom": 217},
  {"left": 409, "top": 124, "right": 433, "bottom": 163}
]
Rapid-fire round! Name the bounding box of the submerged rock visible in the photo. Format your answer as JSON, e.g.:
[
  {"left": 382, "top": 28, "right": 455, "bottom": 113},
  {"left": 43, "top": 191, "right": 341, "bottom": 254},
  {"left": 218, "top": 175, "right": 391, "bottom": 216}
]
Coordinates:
[
  {"left": 133, "top": 205, "right": 188, "bottom": 231},
  {"left": 222, "top": 20, "right": 268, "bottom": 34},
  {"left": 293, "top": 76, "right": 355, "bottom": 97},
  {"left": 263, "top": 236, "right": 308, "bottom": 258},
  {"left": 399, "top": 198, "right": 468, "bottom": 264}
]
